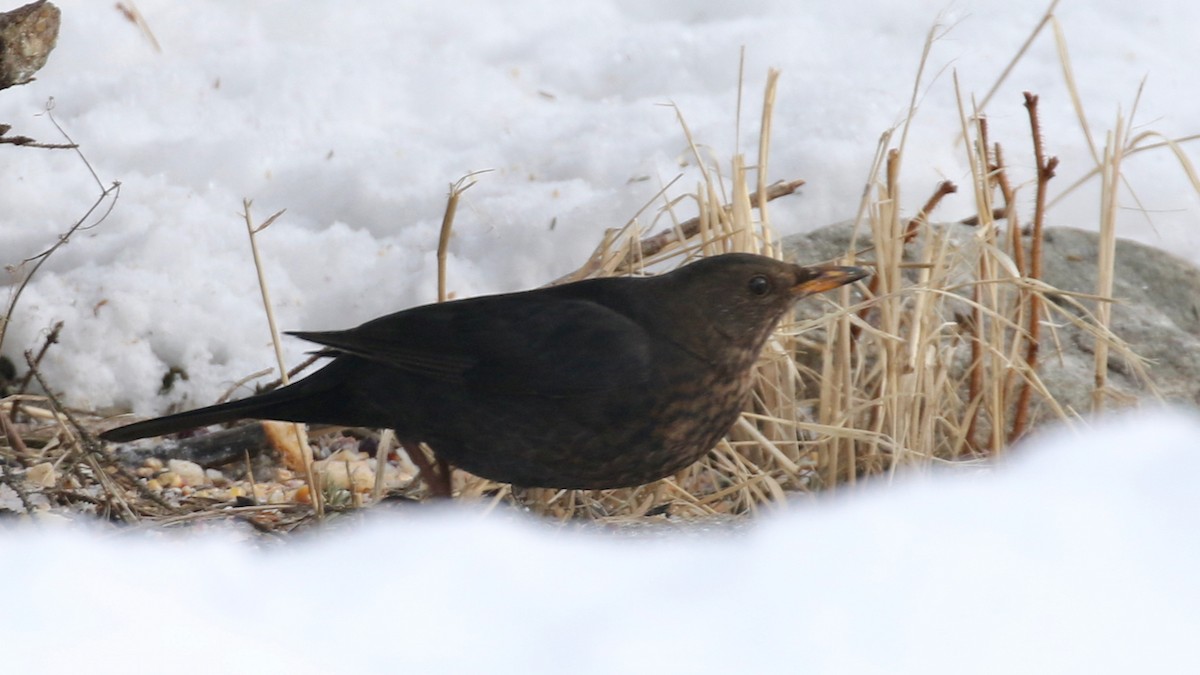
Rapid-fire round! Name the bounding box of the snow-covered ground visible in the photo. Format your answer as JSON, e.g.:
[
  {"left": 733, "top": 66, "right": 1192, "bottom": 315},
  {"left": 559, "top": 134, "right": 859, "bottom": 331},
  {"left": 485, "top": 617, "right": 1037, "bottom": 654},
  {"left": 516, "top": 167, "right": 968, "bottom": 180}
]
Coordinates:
[
  {"left": 5, "top": 409, "right": 1198, "bottom": 674},
  {"left": 2, "top": 3, "right": 1199, "bottom": 672}
]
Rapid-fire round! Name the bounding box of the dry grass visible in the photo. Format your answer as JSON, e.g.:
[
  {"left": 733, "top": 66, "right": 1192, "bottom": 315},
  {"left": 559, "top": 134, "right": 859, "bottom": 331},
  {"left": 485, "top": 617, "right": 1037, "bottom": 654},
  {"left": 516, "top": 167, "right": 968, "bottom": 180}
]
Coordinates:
[
  {"left": 3, "top": 4, "right": 1198, "bottom": 529},
  {"left": 470, "top": 7, "right": 1187, "bottom": 521}
]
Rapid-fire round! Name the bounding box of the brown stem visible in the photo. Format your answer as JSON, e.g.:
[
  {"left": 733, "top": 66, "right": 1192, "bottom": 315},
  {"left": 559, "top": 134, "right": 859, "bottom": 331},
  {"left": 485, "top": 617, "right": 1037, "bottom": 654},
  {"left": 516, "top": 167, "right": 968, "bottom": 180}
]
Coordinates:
[
  {"left": 958, "top": 208, "right": 1008, "bottom": 226},
  {"left": 987, "top": 142, "right": 1023, "bottom": 455},
  {"left": 256, "top": 353, "right": 323, "bottom": 394},
  {"left": 963, "top": 292, "right": 984, "bottom": 455},
  {"left": 1009, "top": 93, "right": 1058, "bottom": 444},
  {"left": 903, "top": 180, "right": 958, "bottom": 243},
  {"left": 631, "top": 179, "right": 805, "bottom": 264},
  {"left": 0, "top": 412, "right": 30, "bottom": 463},
  {"left": 9, "top": 320, "right": 63, "bottom": 421}
]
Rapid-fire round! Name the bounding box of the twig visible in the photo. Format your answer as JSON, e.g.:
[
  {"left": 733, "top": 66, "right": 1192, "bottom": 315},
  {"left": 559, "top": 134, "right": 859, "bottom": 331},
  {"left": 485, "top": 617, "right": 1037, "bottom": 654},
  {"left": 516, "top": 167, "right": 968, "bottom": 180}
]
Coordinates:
[
  {"left": 0, "top": 459, "right": 35, "bottom": 514},
  {"left": 243, "top": 354, "right": 323, "bottom": 398},
  {"left": 0, "top": 181, "right": 119, "bottom": 353},
  {"left": 0, "top": 132, "right": 76, "bottom": 149},
  {"left": 12, "top": 320, "right": 62, "bottom": 396},
  {"left": 904, "top": 180, "right": 958, "bottom": 243},
  {"left": 957, "top": 207, "right": 1009, "bottom": 226},
  {"left": 41, "top": 99, "right": 106, "bottom": 191},
  {"left": 216, "top": 367, "right": 274, "bottom": 404},
  {"left": 1, "top": 101, "right": 118, "bottom": 355},
  {"left": 0, "top": 412, "right": 30, "bottom": 459},
  {"left": 1008, "top": 92, "right": 1057, "bottom": 444},
  {"left": 284, "top": 354, "right": 322, "bottom": 382},
  {"left": 7, "top": 320, "right": 62, "bottom": 422},
  {"left": 628, "top": 179, "right": 805, "bottom": 265},
  {"left": 22, "top": 352, "right": 150, "bottom": 521}
]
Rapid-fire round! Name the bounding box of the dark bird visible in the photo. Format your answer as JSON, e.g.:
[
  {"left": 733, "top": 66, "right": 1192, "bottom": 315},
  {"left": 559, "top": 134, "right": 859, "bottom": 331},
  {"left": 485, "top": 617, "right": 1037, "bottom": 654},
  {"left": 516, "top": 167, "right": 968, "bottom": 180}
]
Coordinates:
[{"left": 101, "top": 253, "right": 868, "bottom": 494}]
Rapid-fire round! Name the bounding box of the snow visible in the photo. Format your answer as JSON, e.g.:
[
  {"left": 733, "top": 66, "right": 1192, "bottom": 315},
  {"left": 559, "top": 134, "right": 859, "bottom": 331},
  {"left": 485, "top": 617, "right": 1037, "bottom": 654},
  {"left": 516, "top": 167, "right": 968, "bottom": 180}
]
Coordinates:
[
  {"left": 2, "top": 0, "right": 1199, "bottom": 412},
  {"left": 2, "top": 3, "right": 1199, "bottom": 671},
  {"left": 5, "top": 408, "right": 1198, "bottom": 674}
]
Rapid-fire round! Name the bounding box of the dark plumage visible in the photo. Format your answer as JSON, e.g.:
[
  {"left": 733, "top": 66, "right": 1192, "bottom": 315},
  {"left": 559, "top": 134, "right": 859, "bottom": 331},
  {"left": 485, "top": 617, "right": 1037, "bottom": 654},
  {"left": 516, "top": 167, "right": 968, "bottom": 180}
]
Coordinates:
[{"left": 101, "top": 253, "right": 868, "bottom": 491}]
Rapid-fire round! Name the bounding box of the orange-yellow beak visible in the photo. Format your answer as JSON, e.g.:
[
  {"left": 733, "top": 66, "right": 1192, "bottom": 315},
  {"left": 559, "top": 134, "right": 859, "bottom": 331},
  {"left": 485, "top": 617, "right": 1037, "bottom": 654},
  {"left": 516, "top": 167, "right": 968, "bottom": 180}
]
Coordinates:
[{"left": 791, "top": 264, "right": 871, "bottom": 296}]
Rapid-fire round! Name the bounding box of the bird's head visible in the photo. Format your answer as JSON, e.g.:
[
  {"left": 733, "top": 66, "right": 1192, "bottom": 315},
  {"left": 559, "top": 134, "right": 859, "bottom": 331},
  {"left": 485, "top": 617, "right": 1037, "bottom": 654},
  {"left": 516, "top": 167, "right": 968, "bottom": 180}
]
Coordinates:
[{"left": 653, "top": 252, "right": 870, "bottom": 363}]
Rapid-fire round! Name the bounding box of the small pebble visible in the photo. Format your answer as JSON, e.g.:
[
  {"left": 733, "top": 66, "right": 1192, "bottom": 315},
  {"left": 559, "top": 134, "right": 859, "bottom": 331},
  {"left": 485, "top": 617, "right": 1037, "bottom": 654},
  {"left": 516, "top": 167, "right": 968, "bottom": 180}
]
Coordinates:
[
  {"left": 167, "top": 459, "right": 207, "bottom": 486},
  {"left": 24, "top": 463, "right": 58, "bottom": 489}
]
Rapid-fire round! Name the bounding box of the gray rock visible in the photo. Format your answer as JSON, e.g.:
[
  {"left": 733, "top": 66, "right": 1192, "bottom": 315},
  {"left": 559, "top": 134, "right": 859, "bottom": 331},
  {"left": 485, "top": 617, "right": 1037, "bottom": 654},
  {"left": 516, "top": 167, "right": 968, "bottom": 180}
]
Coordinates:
[
  {"left": 784, "top": 221, "right": 1200, "bottom": 418},
  {"left": 0, "top": 1, "right": 59, "bottom": 91}
]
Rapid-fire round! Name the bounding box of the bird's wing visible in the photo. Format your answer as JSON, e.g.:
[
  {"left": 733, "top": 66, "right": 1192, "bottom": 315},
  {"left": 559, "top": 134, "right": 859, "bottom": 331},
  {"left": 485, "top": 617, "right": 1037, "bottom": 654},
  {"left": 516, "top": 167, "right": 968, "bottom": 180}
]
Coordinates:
[{"left": 288, "top": 294, "right": 651, "bottom": 397}]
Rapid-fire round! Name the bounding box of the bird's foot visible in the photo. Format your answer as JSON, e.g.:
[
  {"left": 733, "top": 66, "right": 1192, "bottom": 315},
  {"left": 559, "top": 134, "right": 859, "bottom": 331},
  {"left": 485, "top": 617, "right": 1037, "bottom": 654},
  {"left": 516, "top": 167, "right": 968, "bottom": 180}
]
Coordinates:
[{"left": 400, "top": 441, "right": 452, "bottom": 498}]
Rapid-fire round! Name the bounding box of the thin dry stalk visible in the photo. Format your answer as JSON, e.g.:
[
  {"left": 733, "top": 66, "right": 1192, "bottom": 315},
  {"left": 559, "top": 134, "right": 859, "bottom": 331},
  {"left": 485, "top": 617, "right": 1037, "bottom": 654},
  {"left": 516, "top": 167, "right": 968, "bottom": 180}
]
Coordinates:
[
  {"left": 756, "top": 68, "right": 781, "bottom": 228},
  {"left": 241, "top": 201, "right": 323, "bottom": 518},
  {"left": 1048, "top": 132, "right": 1200, "bottom": 209},
  {"left": 1092, "top": 114, "right": 1126, "bottom": 413},
  {"left": 1050, "top": 16, "right": 1100, "bottom": 167},
  {"left": 990, "top": 143, "right": 1024, "bottom": 274},
  {"left": 11, "top": 320, "right": 62, "bottom": 397},
  {"left": 371, "top": 428, "right": 395, "bottom": 502},
  {"left": 116, "top": 2, "right": 163, "bottom": 53},
  {"left": 954, "top": 74, "right": 1010, "bottom": 454},
  {"left": 216, "top": 368, "right": 272, "bottom": 404},
  {"left": 243, "top": 449, "right": 260, "bottom": 506},
  {"left": 0, "top": 411, "right": 30, "bottom": 459},
  {"left": 438, "top": 171, "right": 487, "bottom": 302},
  {"left": 1, "top": 179, "right": 119, "bottom": 352},
  {"left": 976, "top": 0, "right": 1062, "bottom": 116}
]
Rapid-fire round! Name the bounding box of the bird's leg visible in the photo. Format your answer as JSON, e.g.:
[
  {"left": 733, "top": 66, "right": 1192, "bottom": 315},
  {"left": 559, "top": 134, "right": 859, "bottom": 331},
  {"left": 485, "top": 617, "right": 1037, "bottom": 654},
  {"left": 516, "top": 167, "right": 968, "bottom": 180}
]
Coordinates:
[{"left": 400, "top": 440, "right": 452, "bottom": 498}]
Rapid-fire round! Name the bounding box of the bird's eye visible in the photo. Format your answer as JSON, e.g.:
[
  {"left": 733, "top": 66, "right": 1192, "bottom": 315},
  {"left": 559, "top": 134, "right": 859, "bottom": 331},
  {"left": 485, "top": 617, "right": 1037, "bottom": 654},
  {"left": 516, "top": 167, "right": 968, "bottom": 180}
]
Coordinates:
[{"left": 748, "top": 274, "right": 771, "bottom": 296}]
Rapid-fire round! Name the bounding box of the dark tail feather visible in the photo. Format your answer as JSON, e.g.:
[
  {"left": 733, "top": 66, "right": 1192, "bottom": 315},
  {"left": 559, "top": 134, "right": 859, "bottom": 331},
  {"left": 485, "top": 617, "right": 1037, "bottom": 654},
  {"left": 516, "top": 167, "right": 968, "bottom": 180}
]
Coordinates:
[{"left": 99, "top": 386, "right": 310, "bottom": 443}]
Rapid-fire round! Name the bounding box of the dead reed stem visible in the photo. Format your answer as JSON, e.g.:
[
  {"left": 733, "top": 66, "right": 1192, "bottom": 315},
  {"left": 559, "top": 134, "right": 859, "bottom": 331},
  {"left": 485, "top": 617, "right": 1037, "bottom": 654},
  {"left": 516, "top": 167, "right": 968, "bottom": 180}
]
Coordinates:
[
  {"left": 241, "top": 201, "right": 323, "bottom": 518},
  {"left": 438, "top": 172, "right": 486, "bottom": 302},
  {"left": 1093, "top": 114, "right": 1125, "bottom": 413}
]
